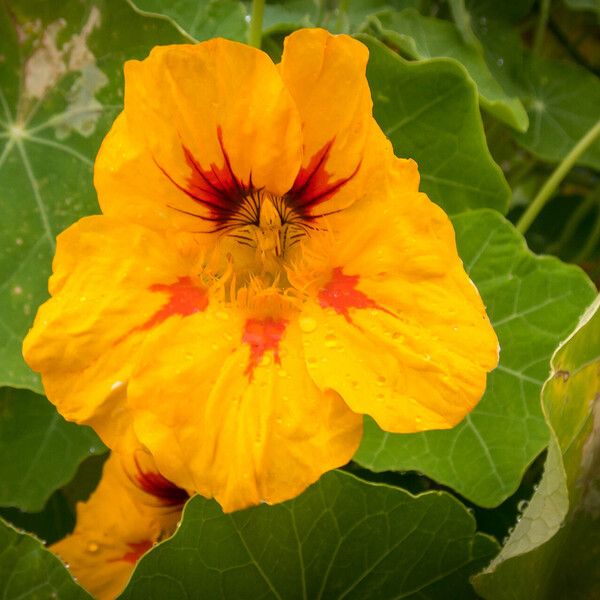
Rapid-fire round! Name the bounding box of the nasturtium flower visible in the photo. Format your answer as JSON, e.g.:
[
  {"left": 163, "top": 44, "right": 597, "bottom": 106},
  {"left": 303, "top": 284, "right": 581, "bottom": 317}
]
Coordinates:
[
  {"left": 24, "top": 29, "right": 498, "bottom": 512},
  {"left": 51, "top": 449, "right": 188, "bottom": 599}
]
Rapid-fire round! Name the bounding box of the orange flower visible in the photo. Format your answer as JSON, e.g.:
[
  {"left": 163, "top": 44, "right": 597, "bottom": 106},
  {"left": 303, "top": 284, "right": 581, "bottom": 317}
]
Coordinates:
[
  {"left": 24, "top": 29, "right": 498, "bottom": 512},
  {"left": 51, "top": 447, "right": 188, "bottom": 600}
]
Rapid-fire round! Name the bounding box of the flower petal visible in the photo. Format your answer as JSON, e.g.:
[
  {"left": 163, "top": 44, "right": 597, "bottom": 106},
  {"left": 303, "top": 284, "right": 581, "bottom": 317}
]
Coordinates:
[
  {"left": 23, "top": 217, "right": 212, "bottom": 444},
  {"left": 127, "top": 307, "right": 362, "bottom": 512},
  {"left": 291, "top": 183, "right": 499, "bottom": 433},
  {"left": 96, "top": 40, "right": 302, "bottom": 230},
  {"left": 279, "top": 29, "right": 386, "bottom": 215},
  {"left": 51, "top": 454, "right": 169, "bottom": 600}
]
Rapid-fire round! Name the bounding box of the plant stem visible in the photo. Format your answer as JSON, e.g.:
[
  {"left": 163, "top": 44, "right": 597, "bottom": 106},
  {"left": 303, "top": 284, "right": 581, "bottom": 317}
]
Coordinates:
[
  {"left": 248, "top": 0, "right": 265, "bottom": 49},
  {"left": 516, "top": 119, "right": 600, "bottom": 235},
  {"left": 532, "top": 0, "right": 551, "bottom": 56}
]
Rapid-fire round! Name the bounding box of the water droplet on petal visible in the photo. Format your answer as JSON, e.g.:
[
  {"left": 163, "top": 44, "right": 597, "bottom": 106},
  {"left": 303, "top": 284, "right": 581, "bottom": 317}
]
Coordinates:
[
  {"left": 376, "top": 375, "right": 386, "bottom": 386},
  {"left": 86, "top": 542, "right": 99, "bottom": 554},
  {"left": 324, "top": 333, "right": 339, "bottom": 349},
  {"left": 299, "top": 317, "right": 317, "bottom": 333}
]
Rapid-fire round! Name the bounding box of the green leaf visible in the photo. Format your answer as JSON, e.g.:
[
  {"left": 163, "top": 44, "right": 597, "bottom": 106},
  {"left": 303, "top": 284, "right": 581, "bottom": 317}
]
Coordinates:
[
  {"left": 261, "top": 0, "right": 319, "bottom": 35},
  {"left": 355, "top": 209, "right": 596, "bottom": 507},
  {"left": 0, "top": 489, "right": 76, "bottom": 546},
  {"left": 358, "top": 34, "right": 510, "bottom": 215},
  {"left": 0, "top": 387, "right": 105, "bottom": 512},
  {"left": 464, "top": 0, "right": 536, "bottom": 22},
  {"left": 472, "top": 295, "right": 600, "bottom": 599},
  {"left": 127, "top": 0, "right": 248, "bottom": 43},
  {"left": 0, "top": 0, "right": 185, "bottom": 393},
  {"left": 513, "top": 56, "right": 600, "bottom": 169},
  {"left": 369, "top": 9, "right": 529, "bottom": 131},
  {"left": 0, "top": 517, "right": 91, "bottom": 599},
  {"left": 120, "top": 470, "right": 498, "bottom": 599}
]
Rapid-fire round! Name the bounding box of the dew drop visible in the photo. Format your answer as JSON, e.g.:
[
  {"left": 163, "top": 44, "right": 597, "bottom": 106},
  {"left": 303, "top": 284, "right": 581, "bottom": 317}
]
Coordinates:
[
  {"left": 517, "top": 499, "right": 529, "bottom": 512},
  {"left": 376, "top": 375, "right": 386, "bottom": 386},
  {"left": 299, "top": 317, "right": 317, "bottom": 333},
  {"left": 324, "top": 333, "right": 339, "bottom": 349},
  {"left": 86, "top": 542, "right": 99, "bottom": 554},
  {"left": 259, "top": 354, "right": 272, "bottom": 367},
  {"left": 278, "top": 369, "right": 288, "bottom": 378}
]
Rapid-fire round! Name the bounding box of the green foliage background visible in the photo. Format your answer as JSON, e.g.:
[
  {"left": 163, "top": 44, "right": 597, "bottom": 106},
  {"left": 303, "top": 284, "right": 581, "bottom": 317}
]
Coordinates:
[{"left": 0, "top": 0, "right": 598, "bottom": 598}]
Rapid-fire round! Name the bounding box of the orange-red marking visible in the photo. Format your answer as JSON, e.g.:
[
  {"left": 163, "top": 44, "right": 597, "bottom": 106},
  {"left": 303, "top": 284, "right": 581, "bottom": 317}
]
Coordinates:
[
  {"left": 318, "top": 267, "right": 394, "bottom": 324},
  {"left": 242, "top": 318, "right": 287, "bottom": 381},
  {"left": 139, "top": 277, "right": 208, "bottom": 331},
  {"left": 110, "top": 540, "right": 153, "bottom": 565}
]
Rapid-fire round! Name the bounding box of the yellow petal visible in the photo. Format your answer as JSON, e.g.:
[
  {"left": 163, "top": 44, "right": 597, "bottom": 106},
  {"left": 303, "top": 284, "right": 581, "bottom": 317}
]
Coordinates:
[
  {"left": 128, "top": 304, "right": 362, "bottom": 512},
  {"left": 291, "top": 184, "right": 499, "bottom": 433},
  {"left": 23, "top": 216, "right": 212, "bottom": 445},
  {"left": 97, "top": 40, "right": 302, "bottom": 230},
  {"left": 279, "top": 29, "right": 391, "bottom": 216},
  {"left": 51, "top": 454, "right": 170, "bottom": 600}
]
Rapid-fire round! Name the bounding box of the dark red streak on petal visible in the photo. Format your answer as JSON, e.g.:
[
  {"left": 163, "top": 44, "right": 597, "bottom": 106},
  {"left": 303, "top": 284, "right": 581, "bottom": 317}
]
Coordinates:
[
  {"left": 134, "top": 456, "right": 189, "bottom": 507},
  {"left": 109, "top": 540, "right": 153, "bottom": 565},
  {"left": 154, "top": 126, "right": 253, "bottom": 226},
  {"left": 242, "top": 318, "right": 287, "bottom": 381},
  {"left": 286, "top": 140, "right": 360, "bottom": 219},
  {"left": 140, "top": 277, "right": 208, "bottom": 332},
  {"left": 318, "top": 267, "right": 395, "bottom": 324}
]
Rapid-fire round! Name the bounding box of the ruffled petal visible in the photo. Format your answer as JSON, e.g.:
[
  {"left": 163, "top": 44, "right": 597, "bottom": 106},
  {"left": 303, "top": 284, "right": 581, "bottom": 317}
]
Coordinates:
[
  {"left": 23, "top": 217, "right": 214, "bottom": 445},
  {"left": 279, "top": 29, "right": 392, "bottom": 216},
  {"left": 96, "top": 40, "right": 302, "bottom": 230},
  {"left": 290, "top": 179, "right": 499, "bottom": 433},
  {"left": 127, "top": 303, "right": 362, "bottom": 512}
]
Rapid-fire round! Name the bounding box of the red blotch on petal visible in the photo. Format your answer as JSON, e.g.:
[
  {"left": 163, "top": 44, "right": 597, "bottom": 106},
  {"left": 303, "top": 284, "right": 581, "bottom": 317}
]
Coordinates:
[
  {"left": 242, "top": 318, "right": 287, "bottom": 381},
  {"left": 110, "top": 540, "right": 153, "bottom": 565},
  {"left": 318, "top": 267, "right": 394, "bottom": 324},
  {"left": 133, "top": 457, "right": 189, "bottom": 508},
  {"left": 286, "top": 140, "right": 360, "bottom": 219},
  {"left": 140, "top": 277, "right": 208, "bottom": 331}
]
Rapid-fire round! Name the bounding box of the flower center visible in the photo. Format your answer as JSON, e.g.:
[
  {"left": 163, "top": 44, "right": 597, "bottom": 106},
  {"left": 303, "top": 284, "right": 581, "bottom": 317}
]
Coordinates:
[{"left": 229, "top": 190, "right": 313, "bottom": 267}]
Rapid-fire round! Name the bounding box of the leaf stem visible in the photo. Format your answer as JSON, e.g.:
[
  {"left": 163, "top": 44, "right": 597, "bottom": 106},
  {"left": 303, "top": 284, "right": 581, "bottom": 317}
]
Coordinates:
[
  {"left": 248, "top": 0, "right": 265, "bottom": 49},
  {"left": 516, "top": 119, "right": 600, "bottom": 235},
  {"left": 532, "top": 0, "right": 551, "bottom": 56}
]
